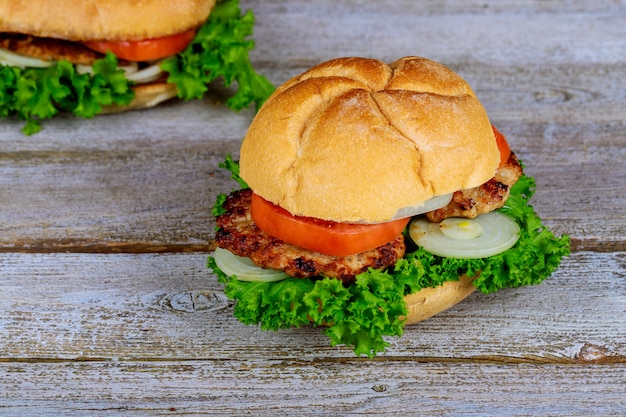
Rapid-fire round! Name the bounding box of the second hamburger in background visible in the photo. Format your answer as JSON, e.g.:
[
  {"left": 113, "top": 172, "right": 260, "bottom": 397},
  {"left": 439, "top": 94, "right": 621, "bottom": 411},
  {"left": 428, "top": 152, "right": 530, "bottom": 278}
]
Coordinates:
[{"left": 0, "top": 0, "right": 274, "bottom": 134}]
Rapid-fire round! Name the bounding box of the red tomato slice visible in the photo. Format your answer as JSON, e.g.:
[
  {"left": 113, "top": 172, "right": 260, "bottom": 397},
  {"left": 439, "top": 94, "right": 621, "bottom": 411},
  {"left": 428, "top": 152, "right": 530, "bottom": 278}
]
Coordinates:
[
  {"left": 492, "top": 125, "right": 512, "bottom": 167},
  {"left": 250, "top": 193, "right": 410, "bottom": 257},
  {"left": 83, "top": 29, "right": 196, "bottom": 62}
]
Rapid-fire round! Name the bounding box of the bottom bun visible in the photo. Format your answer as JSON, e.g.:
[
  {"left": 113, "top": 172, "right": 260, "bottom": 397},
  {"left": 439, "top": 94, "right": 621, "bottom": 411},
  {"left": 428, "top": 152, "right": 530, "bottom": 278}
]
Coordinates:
[
  {"left": 101, "top": 82, "right": 178, "bottom": 114},
  {"left": 403, "top": 274, "right": 476, "bottom": 325}
]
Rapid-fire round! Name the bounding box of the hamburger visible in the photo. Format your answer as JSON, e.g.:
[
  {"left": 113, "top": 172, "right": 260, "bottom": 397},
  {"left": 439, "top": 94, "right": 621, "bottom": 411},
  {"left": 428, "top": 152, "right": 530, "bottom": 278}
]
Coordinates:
[
  {"left": 208, "top": 56, "right": 570, "bottom": 357},
  {"left": 0, "top": 0, "right": 274, "bottom": 134}
]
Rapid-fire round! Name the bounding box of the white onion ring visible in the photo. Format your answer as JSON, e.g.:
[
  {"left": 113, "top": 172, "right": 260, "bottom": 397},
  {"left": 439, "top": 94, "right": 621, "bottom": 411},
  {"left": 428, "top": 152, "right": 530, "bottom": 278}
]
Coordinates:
[
  {"left": 0, "top": 48, "right": 52, "bottom": 68},
  {"left": 125, "top": 61, "right": 165, "bottom": 83},
  {"left": 213, "top": 247, "right": 289, "bottom": 282},
  {"left": 1, "top": 48, "right": 160, "bottom": 85},
  {"left": 391, "top": 193, "right": 453, "bottom": 220},
  {"left": 409, "top": 212, "right": 520, "bottom": 259}
]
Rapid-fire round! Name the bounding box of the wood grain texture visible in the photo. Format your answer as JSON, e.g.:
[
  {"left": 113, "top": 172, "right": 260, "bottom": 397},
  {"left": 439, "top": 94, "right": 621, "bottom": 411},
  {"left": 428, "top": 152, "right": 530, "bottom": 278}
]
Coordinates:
[
  {"left": 0, "top": 100, "right": 253, "bottom": 252},
  {"left": 0, "top": 252, "right": 623, "bottom": 361},
  {"left": 0, "top": 251, "right": 625, "bottom": 414},
  {"left": 1, "top": 361, "right": 625, "bottom": 415},
  {"left": 0, "top": 103, "right": 622, "bottom": 251},
  {"left": 0, "top": 0, "right": 625, "bottom": 415}
]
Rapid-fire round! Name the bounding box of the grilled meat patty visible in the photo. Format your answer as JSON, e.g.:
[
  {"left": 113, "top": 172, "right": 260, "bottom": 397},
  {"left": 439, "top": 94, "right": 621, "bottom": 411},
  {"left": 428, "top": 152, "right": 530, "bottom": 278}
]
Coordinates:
[
  {"left": 426, "top": 152, "right": 523, "bottom": 223},
  {"left": 0, "top": 33, "right": 107, "bottom": 66},
  {"left": 215, "top": 189, "right": 406, "bottom": 283}
]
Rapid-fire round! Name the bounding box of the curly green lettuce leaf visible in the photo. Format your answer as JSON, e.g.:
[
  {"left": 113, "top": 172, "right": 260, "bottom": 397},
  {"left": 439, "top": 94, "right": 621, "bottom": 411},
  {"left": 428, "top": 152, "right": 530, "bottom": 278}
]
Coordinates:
[
  {"left": 219, "top": 153, "right": 249, "bottom": 190},
  {"left": 0, "top": 52, "right": 134, "bottom": 135},
  {"left": 208, "top": 159, "right": 570, "bottom": 356},
  {"left": 474, "top": 174, "right": 570, "bottom": 293},
  {"left": 394, "top": 175, "right": 569, "bottom": 295},
  {"left": 161, "top": 0, "right": 275, "bottom": 111},
  {"left": 208, "top": 256, "right": 407, "bottom": 357},
  {"left": 211, "top": 154, "right": 248, "bottom": 218}
]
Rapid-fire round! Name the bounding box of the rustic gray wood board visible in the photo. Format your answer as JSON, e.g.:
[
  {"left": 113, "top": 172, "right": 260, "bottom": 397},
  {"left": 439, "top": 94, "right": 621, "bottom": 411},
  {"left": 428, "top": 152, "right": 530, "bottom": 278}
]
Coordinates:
[
  {"left": 0, "top": 252, "right": 623, "bottom": 360},
  {"left": 0, "top": 0, "right": 625, "bottom": 414}
]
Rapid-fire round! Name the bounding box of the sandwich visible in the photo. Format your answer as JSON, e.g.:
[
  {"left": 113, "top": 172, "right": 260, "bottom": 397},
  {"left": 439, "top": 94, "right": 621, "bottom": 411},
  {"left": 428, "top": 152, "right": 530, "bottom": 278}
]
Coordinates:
[
  {"left": 0, "top": 0, "right": 274, "bottom": 134},
  {"left": 208, "top": 56, "right": 570, "bottom": 357}
]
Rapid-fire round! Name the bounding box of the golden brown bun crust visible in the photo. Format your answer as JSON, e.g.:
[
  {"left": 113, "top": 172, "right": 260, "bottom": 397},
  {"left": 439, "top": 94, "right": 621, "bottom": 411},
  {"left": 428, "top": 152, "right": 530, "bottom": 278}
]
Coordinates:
[
  {"left": 240, "top": 56, "right": 500, "bottom": 223},
  {"left": 100, "top": 83, "right": 178, "bottom": 114},
  {"left": 403, "top": 274, "right": 476, "bottom": 325},
  {"left": 0, "top": 0, "right": 216, "bottom": 41}
]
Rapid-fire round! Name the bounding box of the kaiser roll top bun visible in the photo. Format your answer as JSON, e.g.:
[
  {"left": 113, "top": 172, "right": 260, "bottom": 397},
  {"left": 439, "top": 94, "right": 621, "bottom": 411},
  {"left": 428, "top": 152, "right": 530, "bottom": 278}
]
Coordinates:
[
  {"left": 0, "top": 0, "right": 216, "bottom": 41},
  {"left": 240, "top": 56, "right": 501, "bottom": 223}
]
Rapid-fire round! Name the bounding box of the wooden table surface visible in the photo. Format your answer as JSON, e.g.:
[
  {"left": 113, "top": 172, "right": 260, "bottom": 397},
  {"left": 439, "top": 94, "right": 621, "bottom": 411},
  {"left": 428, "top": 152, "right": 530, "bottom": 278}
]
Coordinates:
[{"left": 1, "top": 0, "right": 625, "bottom": 415}]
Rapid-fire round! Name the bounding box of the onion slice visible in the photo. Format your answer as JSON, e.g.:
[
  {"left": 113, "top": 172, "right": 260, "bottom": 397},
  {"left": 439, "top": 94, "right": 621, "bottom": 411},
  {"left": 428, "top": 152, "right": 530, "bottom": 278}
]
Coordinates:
[
  {"left": 409, "top": 212, "right": 520, "bottom": 259},
  {"left": 77, "top": 61, "right": 141, "bottom": 77},
  {"left": 213, "top": 247, "right": 289, "bottom": 282},
  {"left": 125, "top": 61, "right": 165, "bottom": 83},
  {"left": 391, "top": 193, "right": 453, "bottom": 220},
  {"left": 0, "top": 48, "right": 162, "bottom": 85},
  {"left": 0, "top": 48, "right": 52, "bottom": 68}
]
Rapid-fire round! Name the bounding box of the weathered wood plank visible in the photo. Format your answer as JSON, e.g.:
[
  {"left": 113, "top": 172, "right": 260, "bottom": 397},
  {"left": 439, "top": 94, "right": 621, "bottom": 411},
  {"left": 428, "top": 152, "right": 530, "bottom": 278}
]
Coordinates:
[
  {"left": 0, "top": 252, "right": 623, "bottom": 361},
  {"left": 0, "top": 1, "right": 624, "bottom": 414},
  {"left": 249, "top": 0, "right": 625, "bottom": 68},
  {"left": 1, "top": 360, "right": 625, "bottom": 416},
  {"left": 1, "top": 68, "right": 623, "bottom": 251},
  {"left": 1, "top": 98, "right": 623, "bottom": 251},
  {"left": 0, "top": 100, "right": 249, "bottom": 251},
  {"left": 0, "top": 1, "right": 623, "bottom": 251}
]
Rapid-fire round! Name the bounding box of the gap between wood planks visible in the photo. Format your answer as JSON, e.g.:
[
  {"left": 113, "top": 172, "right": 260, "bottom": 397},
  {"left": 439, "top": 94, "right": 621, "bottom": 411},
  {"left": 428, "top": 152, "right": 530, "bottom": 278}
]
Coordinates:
[
  {"left": 1, "top": 345, "right": 625, "bottom": 365},
  {"left": 0, "top": 237, "right": 620, "bottom": 253},
  {"left": 0, "top": 240, "right": 212, "bottom": 254}
]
